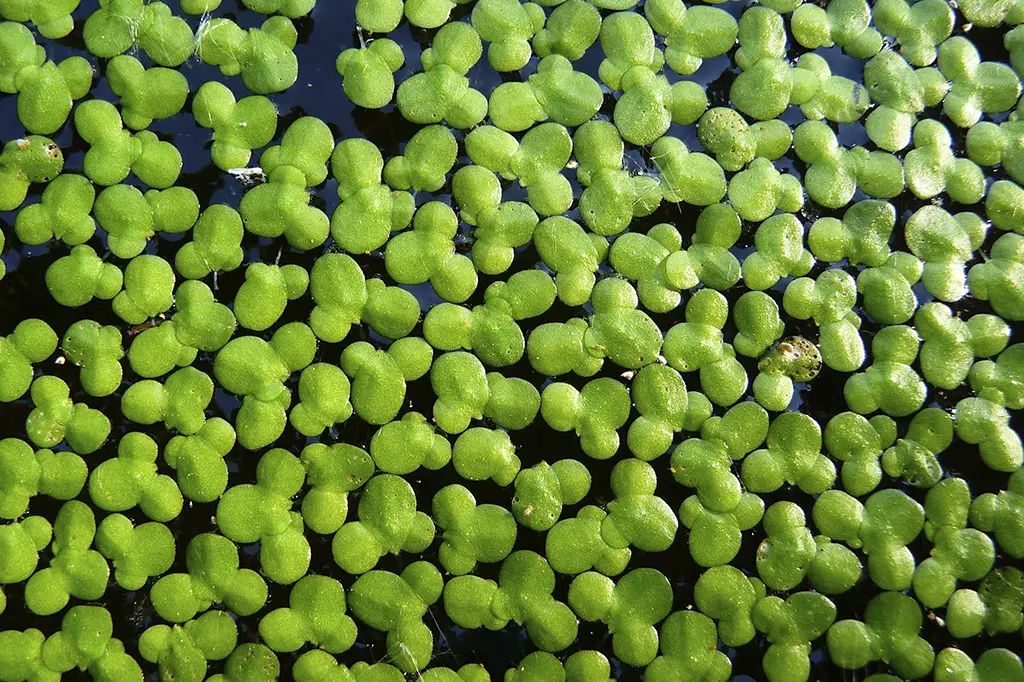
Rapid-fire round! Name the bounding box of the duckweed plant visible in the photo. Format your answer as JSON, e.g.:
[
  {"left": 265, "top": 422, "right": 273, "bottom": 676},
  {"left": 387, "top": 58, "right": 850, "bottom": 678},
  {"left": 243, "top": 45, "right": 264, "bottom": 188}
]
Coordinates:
[{"left": 0, "top": 1, "right": 1023, "bottom": 681}]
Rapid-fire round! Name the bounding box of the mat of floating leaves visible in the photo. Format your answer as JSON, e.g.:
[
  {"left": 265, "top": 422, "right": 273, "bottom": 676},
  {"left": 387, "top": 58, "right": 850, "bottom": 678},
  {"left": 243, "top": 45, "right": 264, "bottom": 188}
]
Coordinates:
[{"left": 1, "top": 1, "right": 1023, "bottom": 681}]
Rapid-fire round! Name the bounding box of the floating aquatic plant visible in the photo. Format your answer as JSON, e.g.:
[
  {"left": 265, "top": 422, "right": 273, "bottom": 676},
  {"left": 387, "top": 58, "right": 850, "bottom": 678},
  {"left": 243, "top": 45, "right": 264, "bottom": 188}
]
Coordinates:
[
  {"left": 0, "top": 0, "right": 79, "bottom": 39},
  {"left": 258, "top": 575, "right": 356, "bottom": 653},
  {"left": 823, "top": 411, "right": 897, "bottom": 497},
  {"left": 814, "top": 488, "right": 925, "bottom": 592},
  {"left": 139, "top": 610, "right": 236, "bottom": 682},
  {"left": 337, "top": 38, "right": 405, "bottom": 110},
  {"left": 75, "top": 101, "right": 183, "bottom": 189},
  {"left": 791, "top": 0, "right": 880, "bottom": 57},
  {"left": 662, "top": 289, "right": 748, "bottom": 406},
  {"left": 385, "top": 201, "right": 478, "bottom": 303},
  {"left": 488, "top": 55, "right": 603, "bottom": 132},
  {"left": 330, "top": 138, "right": 415, "bottom": 255},
  {"left": 24, "top": 501, "right": 109, "bottom": 616},
  {"left": 107, "top": 55, "right": 189, "bottom": 131},
  {"left": 95, "top": 513, "right": 175, "bottom": 590},
  {"left": 827, "top": 591, "right": 935, "bottom": 679},
  {"left": 40, "top": 605, "right": 115, "bottom": 673},
  {"left": 755, "top": 336, "right": 822, "bottom": 410},
  {"left": 471, "top": 0, "right": 544, "bottom": 72},
  {"left": 968, "top": 233, "right": 1024, "bottom": 321},
  {"left": 195, "top": 15, "right": 299, "bottom": 94},
  {"left": 150, "top": 532, "right": 268, "bottom": 623},
  {"left": 0, "top": 24, "right": 92, "bottom": 135},
  {"left": 342, "top": 340, "right": 423, "bottom": 425},
  {"left": 83, "top": 1, "right": 194, "bottom": 66},
  {"left": 863, "top": 49, "right": 948, "bottom": 152},
  {"left": 540, "top": 378, "right": 628, "bottom": 458},
  {"left": 3, "top": 1, "right": 1024, "bottom": 680},
  {"left": 754, "top": 591, "right": 837, "bottom": 682},
  {"left": 568, "top": 568, "right": 672, "bottom": 667},
  {"left": 193, "top": 82, "right": 278, "bottom": 171},
  {"left": 348, "top": 562, "right": 444, "bottom": 673},
  {"left": 445, "top": 550, "right": 578, "bottom": 652},
  {"left": 645, "top": 0, "right": 737, "bottom": 75},
  {"left": 0, "top": 438, "right": 86, "bottom": 520},
  {"left": 0, "top": 135, "right": 63, "bottom": 211},
  {"left": 468, "top": 122, "right": 574, "bottom": 217},
  {"left": 25, "top": 375, "right": 110, "bottom": 453},
  {"left": 533, "top": 0, "right": 601, "bottom": 61},
  {"left": 433, "top": 483, "right": 517, "bottom": 574},
  {"left": 971, "top": 469, "right": 1024, "bottom": 560},
  {"left": 217, "top": 449, "right": 310, "bottom": 584},
  {"left": 331, "top": 473, "right": 434, "bottom": 575},
  {"left": 106, "top": 428, "right": 200, "bottom": 518},
  {"left": 396, "top": 20, "right": 486, "bottom": 128}
]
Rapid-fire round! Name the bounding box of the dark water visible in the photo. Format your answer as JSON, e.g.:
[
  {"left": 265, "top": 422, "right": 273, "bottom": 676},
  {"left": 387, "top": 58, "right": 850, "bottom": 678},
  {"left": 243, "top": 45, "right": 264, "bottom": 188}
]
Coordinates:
[{"left": 1, "top": 1, "right": 1022, "bottom": 681}]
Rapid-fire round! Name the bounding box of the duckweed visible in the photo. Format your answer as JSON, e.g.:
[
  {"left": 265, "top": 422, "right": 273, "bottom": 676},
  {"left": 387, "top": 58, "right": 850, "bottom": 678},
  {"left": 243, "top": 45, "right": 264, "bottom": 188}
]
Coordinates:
[{"left": 1, "top": 1, "right": 1023, "bottom": 681}]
